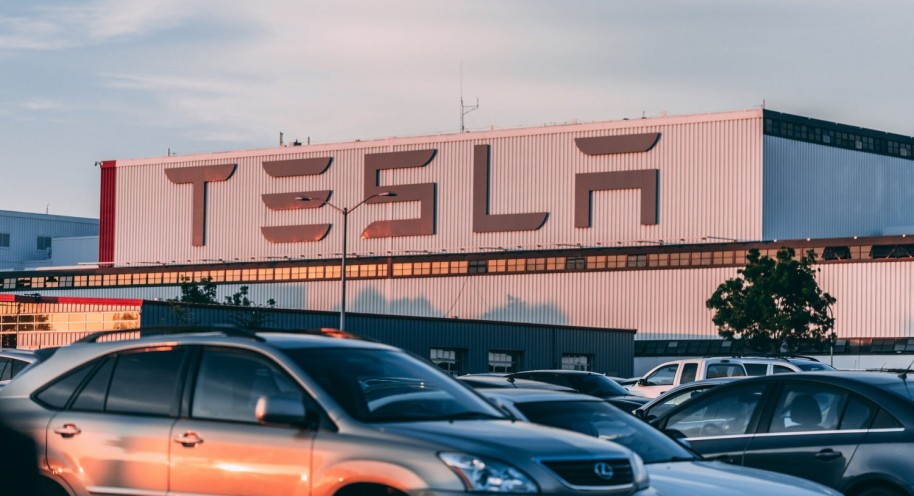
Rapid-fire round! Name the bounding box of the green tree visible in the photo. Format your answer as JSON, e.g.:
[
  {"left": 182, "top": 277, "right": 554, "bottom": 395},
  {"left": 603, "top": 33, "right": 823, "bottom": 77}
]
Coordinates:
[
  {"left": 706, "top": 247, "right": 836, "bottom": 354},
  {"left": 168, "top": 277, "right": 276, "bottom": 327},
  {"left": 173, "top": 277, "right": 218, "bottom": 304}
]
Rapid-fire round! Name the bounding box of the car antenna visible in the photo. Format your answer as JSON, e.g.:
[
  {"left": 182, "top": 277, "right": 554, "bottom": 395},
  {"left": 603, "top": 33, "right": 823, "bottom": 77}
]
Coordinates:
[{"left": 898, "top": 359, "right": 914, "bottom": 381}]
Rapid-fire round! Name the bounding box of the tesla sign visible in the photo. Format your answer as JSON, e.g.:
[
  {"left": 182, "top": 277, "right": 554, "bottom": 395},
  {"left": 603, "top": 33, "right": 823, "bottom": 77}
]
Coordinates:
[{"left": 166, "top": 133, "right": 661, "bottom": 246}]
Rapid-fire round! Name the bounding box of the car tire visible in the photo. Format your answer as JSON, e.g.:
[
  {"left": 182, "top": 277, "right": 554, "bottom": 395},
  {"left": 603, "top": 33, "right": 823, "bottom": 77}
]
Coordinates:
[{"left": 39, "top": 477, "right": 72, "bottom": 496}]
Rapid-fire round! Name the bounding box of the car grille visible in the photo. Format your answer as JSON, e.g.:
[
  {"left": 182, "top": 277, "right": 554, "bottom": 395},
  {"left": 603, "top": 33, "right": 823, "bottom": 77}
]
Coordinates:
[{"left": 540, "top": 458, "right": 633, "bottom": 488}]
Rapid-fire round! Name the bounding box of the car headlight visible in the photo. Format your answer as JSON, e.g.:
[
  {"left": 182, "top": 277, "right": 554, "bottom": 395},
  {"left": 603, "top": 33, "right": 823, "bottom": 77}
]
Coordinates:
[
  {"left": 630, "top": 452, "right": 650, "bottom": 491},
  {"left": 439, "top": 452, "right": 538, "bottom": 493}
]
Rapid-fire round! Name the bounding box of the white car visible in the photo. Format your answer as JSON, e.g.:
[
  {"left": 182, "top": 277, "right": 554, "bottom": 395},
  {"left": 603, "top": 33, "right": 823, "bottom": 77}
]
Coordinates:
[
  {"left": 480, "top": 388, "right": 841, "bottom": 496},
  {"left": 628, "top": 357, "right": 821, "bottom": 398}
]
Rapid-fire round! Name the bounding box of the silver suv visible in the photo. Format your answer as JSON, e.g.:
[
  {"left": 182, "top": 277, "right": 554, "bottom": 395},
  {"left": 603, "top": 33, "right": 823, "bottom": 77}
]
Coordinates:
[{"left": 0, "top": 328, "right": 653, "bottom": 496}]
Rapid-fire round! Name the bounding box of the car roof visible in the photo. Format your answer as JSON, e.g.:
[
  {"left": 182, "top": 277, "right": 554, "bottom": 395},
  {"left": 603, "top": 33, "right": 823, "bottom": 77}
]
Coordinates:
[
  {"left": 0, "top": 349, "right": 37, "bottom": 361},
  {"left": 457, "top": 375, "right": 577, "bottom": 391},
  {"left": 512, "top": 369, "right": 605, "bottom": 376},
  {"left": 477, "top": 387, "right": 604, "bottom": 404}
]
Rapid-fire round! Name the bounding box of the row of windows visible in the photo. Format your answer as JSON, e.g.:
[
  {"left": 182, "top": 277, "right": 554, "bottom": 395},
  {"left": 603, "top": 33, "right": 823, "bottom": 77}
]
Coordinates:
[
  {"left": 0, "top": 233, "right": 52, "bottom": 250},
  {"left": 0, "top": 311, "right": 140, "bottom": 348},
  {"left": 429, "top": 347, "right": 592, "bottom": 375},
  {"left": 765, "top": 113, "right": 914, "bottom": 160},
  {"left": 5, "top": 242, "right": 913, "bottom": 291}
]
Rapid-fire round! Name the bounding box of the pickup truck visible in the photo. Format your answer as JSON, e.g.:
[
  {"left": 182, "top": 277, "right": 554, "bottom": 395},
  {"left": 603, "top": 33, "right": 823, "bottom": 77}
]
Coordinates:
[{"left": 625, "top": 357, "right": 805, "bottom": 398}]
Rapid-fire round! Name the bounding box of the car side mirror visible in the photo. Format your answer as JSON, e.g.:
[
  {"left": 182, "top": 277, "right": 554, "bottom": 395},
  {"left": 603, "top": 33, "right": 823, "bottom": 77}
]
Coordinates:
[
  {"left": 255, "top": 394, "right": 310, "bottom": 427},
  {"left": 634, "top": 409, "right": 657, "bottom": 422},
  {"left": 637, "top": 378, "right": 650, "bottom": 386}
]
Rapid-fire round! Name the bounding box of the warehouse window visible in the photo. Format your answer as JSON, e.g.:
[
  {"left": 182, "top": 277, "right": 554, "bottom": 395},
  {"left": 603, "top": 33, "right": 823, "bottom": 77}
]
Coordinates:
[
  {"left": 488, "top": 350, "right": 521, "bottom": 373},
  {"left": 561, "top": 354, "right": 593, "bottom": 371},
  {"left": 37, "top": 236, "right": 52, "bottom": 251},
  {"left": 430, "top": 348, "right": 465, "bottom": 375},
  {"left": 0, "top": 233, "right": 9, "bottom": 248}
]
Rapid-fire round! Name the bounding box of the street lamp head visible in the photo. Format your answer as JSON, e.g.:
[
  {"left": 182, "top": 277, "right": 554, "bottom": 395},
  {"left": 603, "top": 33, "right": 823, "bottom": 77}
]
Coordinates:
[{"left": 378, "top": 192, "right": 397, "bottom": 197}]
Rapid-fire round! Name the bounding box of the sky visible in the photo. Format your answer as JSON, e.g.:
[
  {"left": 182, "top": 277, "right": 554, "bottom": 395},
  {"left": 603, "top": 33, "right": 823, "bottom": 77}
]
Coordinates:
[{"left": 3, "top": 0, "right": 914, "bottom": 219}]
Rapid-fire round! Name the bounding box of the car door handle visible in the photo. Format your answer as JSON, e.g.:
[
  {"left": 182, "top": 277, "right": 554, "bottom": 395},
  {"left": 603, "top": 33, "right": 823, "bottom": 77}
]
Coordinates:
[
  {"left": 53, "top": 423, "right": 81, "bottom": 438},
  {"left": 174, "top": 431, "right": 205, "bottom": 448},
  {"left": 815, "top": 449, "right": 842, "bottom": 461}
]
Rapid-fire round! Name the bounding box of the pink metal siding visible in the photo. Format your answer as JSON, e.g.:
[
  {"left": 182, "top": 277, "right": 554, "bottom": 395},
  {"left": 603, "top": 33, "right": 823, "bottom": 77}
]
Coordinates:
[
  {"left": 112, "top": 109, "right": 765, "bottom": 265},
  {"left": 21, "top": 257, "right": 914, "bottom": 343}
]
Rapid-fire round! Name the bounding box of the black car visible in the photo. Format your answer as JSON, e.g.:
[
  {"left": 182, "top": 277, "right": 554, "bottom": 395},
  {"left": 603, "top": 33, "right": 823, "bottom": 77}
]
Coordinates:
[
  {"left": 649, "top": 371, "right": 914, "bottom": 496},
  {"left": 507, "top": 370, "right": 650, "bottom": 411},
  {"left": 633, "top": 377, "right": 745, "bottom": 420},
  {"left": 456, "top": 374, "right": 576, "bottom": 391}
]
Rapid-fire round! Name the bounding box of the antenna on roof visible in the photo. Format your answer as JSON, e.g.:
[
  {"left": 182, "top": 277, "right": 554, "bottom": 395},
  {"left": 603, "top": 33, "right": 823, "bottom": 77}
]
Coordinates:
[
  {"left": 899, "top": 358, "right": 914, "bottom": 380},
  {"left": 459, "top": 63, "right": 479, "bottom": 132}
]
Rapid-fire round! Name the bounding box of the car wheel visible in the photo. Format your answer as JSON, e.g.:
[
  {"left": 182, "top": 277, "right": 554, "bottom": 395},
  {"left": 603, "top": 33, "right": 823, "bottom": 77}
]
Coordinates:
[
  {"left": 336, "top": 483, "right": 407, "bottom": 496},
  {"left": 852, "top": 484, "right": 906, "bottom": 496},
  {"left": 39, "top": 477, "right": 71, "bottom": 496}
]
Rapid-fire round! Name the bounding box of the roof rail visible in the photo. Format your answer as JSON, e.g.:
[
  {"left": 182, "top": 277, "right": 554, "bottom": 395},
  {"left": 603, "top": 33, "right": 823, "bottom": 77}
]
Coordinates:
[
  {"left": 75, "top": 325, "right": 266, "bottom": 344},
  {"left": 73, "top": 325, "right": 368, "bottom": 345}
]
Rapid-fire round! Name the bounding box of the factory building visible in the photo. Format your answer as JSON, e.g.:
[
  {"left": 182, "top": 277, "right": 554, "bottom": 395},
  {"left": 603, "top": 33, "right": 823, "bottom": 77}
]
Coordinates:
[
  {"left": 3, "top": 107, "right": 914, "bottom": 374},
  {"left": 0, "top": 211, "right": 98, "bottom": 270}
]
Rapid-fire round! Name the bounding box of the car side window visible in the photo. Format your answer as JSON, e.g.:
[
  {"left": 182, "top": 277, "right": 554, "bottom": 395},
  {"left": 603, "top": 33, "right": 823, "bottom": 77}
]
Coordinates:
[
  {"left": 706, "top": 363, "right": 746, "bottom": 378},
  {"left": 839, "top": 395, "right": 876, "bottom": 430},
  {"left": 870, "top": 408, "right": 902, "bottom": 429},
  {"left": 645, "top": 364, "right": 678, "bottom": 386},
  {"left": 0, "top": 358, "right": 11, "bottom": 381},
  {"left": 647, "top": 386, "right": 713, "bottom": 418},
  {"left": 34, "top": 361, "right": 97, "bottom": 409},
  {"left": 679, "top": 363, "right": 698, "bottom": 384},
  {"left": 191, "top": 348, "right": 303, "bottom": 423},
  {"left": 71, "top": 356, "right": 116, "bottom": 412},
  {"left": 772, "top": 365, "right": 794, "bottom": 374},
  {"left": 664, "top": 383, "right": 766, "bottom": 438},
  {"left": 767, "top": 384, "right": 845, "bottom": 433},
  {"left": 10, "top": 358, "right": 29, "bottom": 377},
  {"left": 106, "top": 348, "right": 188, "bottom": 416},
  {"left": 744, "top": 363, "right": 768, "bottom": 376}
]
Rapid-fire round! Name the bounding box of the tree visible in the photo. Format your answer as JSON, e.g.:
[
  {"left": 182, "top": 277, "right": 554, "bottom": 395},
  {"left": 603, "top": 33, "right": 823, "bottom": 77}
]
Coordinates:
[
  {"left": 168, "top": 277, "right": 276, "bottom": 327},
  {"left": 706, "top": 247, "right": 836, "bottom": 355}
]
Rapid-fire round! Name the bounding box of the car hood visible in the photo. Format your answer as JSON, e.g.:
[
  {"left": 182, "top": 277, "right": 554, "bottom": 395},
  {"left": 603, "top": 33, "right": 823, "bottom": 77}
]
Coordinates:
[
  {"left": 379, "top": 419, "right": 633, "bottom": 459},
  {"left": 647, "top": 461, "right": 840, "bottom": 495}
]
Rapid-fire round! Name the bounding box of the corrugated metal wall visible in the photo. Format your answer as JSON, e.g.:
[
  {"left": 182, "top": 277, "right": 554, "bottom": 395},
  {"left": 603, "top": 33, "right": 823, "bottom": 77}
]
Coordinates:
[
  {"left": 111, "top": 109, "right": 765, "bottom": 265},
  {"left": 763, "top": 136, "right": 914, "bottom": 239},
  {"left": 0, "top": 211, "right": 99, "bottom": 270},
  {"left": 138, "top": 301, "right": 635, "bottom": 376},
  {"left": 24, "top": 255, "right": 914, "bottom": 346}
]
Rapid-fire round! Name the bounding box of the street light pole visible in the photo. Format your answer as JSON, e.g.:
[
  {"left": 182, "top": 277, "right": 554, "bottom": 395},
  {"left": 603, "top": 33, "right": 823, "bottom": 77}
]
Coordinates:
[{"left": 296, "top": 192, "right": 396, "bottom": 330}]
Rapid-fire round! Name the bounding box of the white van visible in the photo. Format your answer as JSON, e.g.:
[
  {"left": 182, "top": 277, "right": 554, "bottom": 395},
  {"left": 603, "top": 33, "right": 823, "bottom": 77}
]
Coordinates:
[{"left": 626, "top": 357, "right": 805, "bottom": 398}]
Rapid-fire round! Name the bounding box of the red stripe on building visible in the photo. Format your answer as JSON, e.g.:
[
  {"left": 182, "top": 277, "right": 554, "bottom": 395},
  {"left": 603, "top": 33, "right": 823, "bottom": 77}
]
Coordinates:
[
  {"left": 0, "top": 294, "right": 143, "bottom": 306},
  {"left": 99, "top": 160, "right": 117, "bottom": 264}
]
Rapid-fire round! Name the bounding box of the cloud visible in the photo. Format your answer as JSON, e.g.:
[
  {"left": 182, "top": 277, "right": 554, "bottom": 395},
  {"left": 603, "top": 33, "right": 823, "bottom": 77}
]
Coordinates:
[{"left": 21, "top": 99, "right": 66, "bottom": 111}]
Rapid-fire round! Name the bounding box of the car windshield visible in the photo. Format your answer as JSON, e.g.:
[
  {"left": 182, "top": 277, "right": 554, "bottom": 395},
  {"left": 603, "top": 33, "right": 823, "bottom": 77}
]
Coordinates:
[
  {"left": 514, "top": 400, "right": 696, "bottom": 464},
  {"left": 563, "top": 374, "right": 631, "bottom": 397},
  {"left": 284, "top": 347, "right": 506, "bottom": 423}
]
